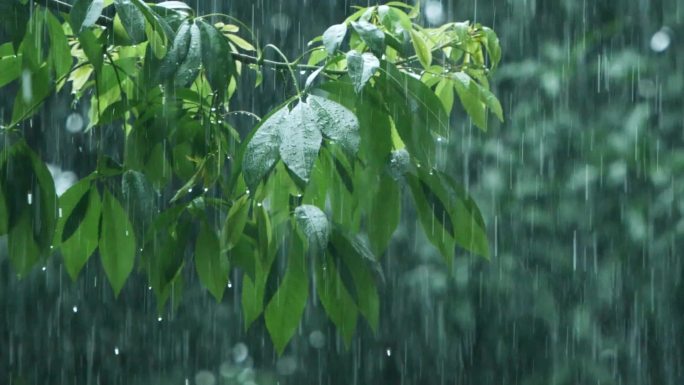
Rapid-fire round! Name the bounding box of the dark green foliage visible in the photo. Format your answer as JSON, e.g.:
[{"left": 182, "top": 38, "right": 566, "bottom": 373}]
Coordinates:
[{"left": 0, "top": 0, "right": 500, "bottom": 354}]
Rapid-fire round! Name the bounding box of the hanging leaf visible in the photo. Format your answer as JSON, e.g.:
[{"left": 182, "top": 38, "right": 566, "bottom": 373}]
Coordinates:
[
  {"left": 59, "top": 186, "right": 101, "bottom": 281},
  {"left": 322, "top": 23, "right": 347, "bottom": 55},
  {"left": 195, "top": 220, "right": 229, "bottom": 301},
  {"left": 121, "top": 170, "right": 158, "bottom": 239},
  {"left": 330, "top": 228, "right": 380, "bottom": 332},
  {"left": 70, "top": 0, "right": 104, "bottom": 33},
  {"left": 174, "top": 22, "right": 201, "bottom": 87},
  {"left": 45, "top": 11, "right": 72, "bottom": 84},
  {"left": 367, "top": 174, "right": 400, "bottom": 255},
  {"left": 481, "top": 26, "right": 501, "bottom": 69},
  {"left": 100, "top": 189, "right": 136, "bottom": 296},
  {"left": 409, "top": 29, "right": 431, "bottom": 69},
  {"left": 278, "top": 102, "right": 322, "bottom": 183},
  {"left": 114, "top": 0, "right": 147, "bottom": 44},
  {"left": 294, "top": 204, "right": 329, "bottom": 253},
  {"left": 315, "top": 251, "right": 358, "bottom": 345},
  {"left": 221, "top": 195, "right": 250, "bottom": 251},
  {"left": 265, "top": 235, "right": 309, "bottom": 355},
  {"left": 452, "top": 71, "right": 503, "bottom": 132},
  {"left": 355, "top": 87, "right": 392, "bottom": 171},
  {"left": 1, "top": 141, "right": 57, "bottom": 276},
  {"left": 198, "top": 20, "right": 235, "bottom": 97},
  {"left": 350, "top": 21, "right": 385, "bottom": 56},
  {"left": 243, "top": 106, "right": 288, "bottom": 189},
  {"left": 158, "top": 21, "right": 191, "bottom": 82},
  {"left": 11, "top": 66, "right": 51, "bottom": 126},
  {"left": 346, "top": 50, "right": 379, "bottom": 93},
  {"left": 307, "top": 94, "right": 360, "bottom": 156}
]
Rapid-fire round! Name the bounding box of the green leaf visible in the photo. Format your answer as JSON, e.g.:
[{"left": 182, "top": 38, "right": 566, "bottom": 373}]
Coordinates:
[
  {"left": 409, "top": 29, "right": 431, "bottom": 68},
  {"left": 435, "top": 78, "right": 454, "bottom": 116},
  {"left": 265, "top": 235, "right": 309, "bottom": 355},
  {"left": 43, "top": 11, "right": 72, "bottom": 86},
  {"left": 226, "top": 34, "right": 256, "bottom": 51},
  {"left": 195, "top": 220, "right": 229, "bottom": 301},
  {"left": 1, "top": 141, "right": 57, "bottom": 275},
  {"left": 173, "top": 21, "right": 201, "bottom": 87},
  {"left": 355, "top": 88, "right": 392, "bottom": 171},
  {"left": 58, "top": 179, "right": 91, "bottom": 243},
  {"left": 158, "top": 21, "right": 191, "bottom": 83},
  {"left": 330, "top": 228, "right": 380, "bottom": 332},
  {"left": 350, "top": 21, "right": 385, "bottom": 56},
  {"left": 367, "top": 174, "right": 400, "bottom": 255},
  {"left": 243, "top": 106, "right": 288, "bottom": 189},
  {"left": 114, "top": 0, "right": 147, "bottom": 44},
  {"left": 315, "top": 252, "right": 358, "bottom": 345},
  {"left": 322, "top": 23, "right": 347, "bottom": 55},
  {"left": 0, "top": 54, "right": 21, "bottom": 88},
  {"left": 156, "top": 1, "right": 193, "bottom": 14},
  {"left": 346, "top": 50, "right": 379, "bottom": 93},
  {"left": 481, "top": 26, "right": 501, "bottom": 69},
  {"left": 294, "top": 204, "right": 329, "bottom": 253},
  {"left": 121, "top": 170, "right": 158, "bottom": 239},
  {"left": 307, "top": 94, "right": 360, "bottom": 156},
  {"left": 452, "top": 71, "right": 503, "bottom": 131},
  {"left": 99, "top": 189, "right": 136, "bottom": 296},
  {"left": 78, "top": 28, "right": 104, "bottom": 74},
  {"left": 221, "top": 195, "right": 250, "bottom": 251},
  {"left": 70, "top": 0, "right": 104, "bottom": 32},
  {"left": 278, "top": 102, "right": 323, "bottom": 183},
  {"left": 380, "top": 61, "right": 450, "bottom": 137},
  {"left": 60, "top": 187, "right": 101, "bottom": 281},
  {"left": 8, "top": 211, "right": 41, "bottom": 275},
  {"left": 198, "top": 20, "right": 235, "bottom": 97}
]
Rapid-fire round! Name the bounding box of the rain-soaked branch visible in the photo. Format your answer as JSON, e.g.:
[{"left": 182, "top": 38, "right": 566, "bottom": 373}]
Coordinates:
[{"left": 42, "top": 0, "right": 346, "bottom": 75}]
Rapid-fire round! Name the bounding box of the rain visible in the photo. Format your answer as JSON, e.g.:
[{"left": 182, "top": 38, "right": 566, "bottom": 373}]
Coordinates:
[{"left": 0, "top": 0, "right": 683, "bottom": 384}]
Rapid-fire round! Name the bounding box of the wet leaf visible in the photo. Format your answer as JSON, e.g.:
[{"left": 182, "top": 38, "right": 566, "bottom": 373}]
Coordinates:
[
  {"left": 243, "top": 106, "right": 288, "bottom": 188},
  {"left": 307, "top": 94, "right": 360, "bottom": 156},
  {"left": 114, "top": 0, "right": 147, "bottom": 44},
  {"left": 60, "top": 187, "right": 101, "bottom": 281},
  {"left": 368, "top": 174, "right": 400, "bottom": 255},
  {"left": 351, "top": 21, "right": 385, "bottom": 56},
  {"left": 294, "top": 204, "right": 329, "bottom": 253},
  {"left": 278, "top": 102, "right": 322, "bottom": 183},
  {"left": 322, "top": 23, "right": 347, "bottom": 55},
  {"left": 198, "top": 20, "right": 235, "bottom": 97},
  {"left": 195, "top": 220, "right": 229, "bottom": 301},
  {"left": 100, "top": 189, "right": 136, "bottom": 296},
  {"left": 265, "top": 236, "right": 308, "bottom": 355},
  {"left": 315, "top": 251, "right": 358, "bottom": 345},
  {"left": 409, "top": 29, "right": 431, "bottom": 68},
  {"left": 70, "top": 0, "right": 104, "bottom": 32},
  {"left": 346, "top": 50, "right": 379, "bottom": 93}
]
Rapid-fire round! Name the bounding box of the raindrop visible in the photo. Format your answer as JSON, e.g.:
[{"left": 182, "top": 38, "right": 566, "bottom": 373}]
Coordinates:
[
  {"left": 157, "top": 316, "right": 163, "bottom": 322},
  {"left": 41, "top": 266, "right": 46, "bottom": 271},
  {"left": 114, "top": 347, "right": 120, "bottom": 355},
  {"left": 276, "top": 355, "right": 297, "bottom": 376},
  {"left": 271, "top": 13, "right": 291, "bottom": 32},
  {"left": 65, "top": 113, "right": 84, "bottom": 133},
  {"left": 650, "top": 28, "right": 672, "bottom": 52},
  {"left": 232, "top": 342, "right": 248, "bottom": 363},
  {"left": 58, "top": 208, "right": 63, "bottom": 218},
  {"left": 72, "top": 306, "right": 78, "bottom": 313},
  {"left": 308, "top": 330, "right": 325, "bottom": 348},
  {"left": 245, "top": 189, "right": 250, "bottom": 195},
  {"left": 27, "top": 193, "right": 32, "bottom": 205},
  {"left": 21, "top": 69, "right": 32, "bottom": 103},
  {"left": 203, "top": 187, "right": 209, "bottom": 192},
  {"left": 188, "top": 188, "right": 193, "bottom": 193},
  {"left": 227, "top": 282, "right": 233, "bottom": 288},
  {"left": 194, "top": 370, "right": 216, "bottom": 385},
  {"left": 424, "top": 1, "right": 445, "bottom": 24},
  {"left": 386, "top": 348, "right": 392, "bottom": 357},
  {"left": 256, "top": 202, "right": 263, "bottom": 207}
]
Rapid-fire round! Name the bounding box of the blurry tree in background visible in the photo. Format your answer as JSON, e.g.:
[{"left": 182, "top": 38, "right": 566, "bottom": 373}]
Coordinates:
[{"left": 1, "top": 1, "right": 684, "bottom": 385}]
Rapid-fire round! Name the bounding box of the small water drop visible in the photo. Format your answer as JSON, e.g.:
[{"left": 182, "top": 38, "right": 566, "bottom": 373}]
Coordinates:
[
  {"left": 27, "top": 193, "right": 32, "bottom": 205},
  {"left": 72, "top": 306, "right": 78, "bottom": 313},
  {"left": 650, "top": 28, "right": 672, "bottom": 52},
  {"left": 114, "top": 347, "right": 120, "bottom": 355},
  {"left": 157, "top": 316, "right": 163, "bottom": 322},
  {"left": 386, "top": 348, "right": 392, "bottom": 357}
]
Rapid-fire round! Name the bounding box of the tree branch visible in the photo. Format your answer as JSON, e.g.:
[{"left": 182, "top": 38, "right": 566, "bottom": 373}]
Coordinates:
[{"left": 42, "top": 0, "right": 346, "bottom": 75}]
